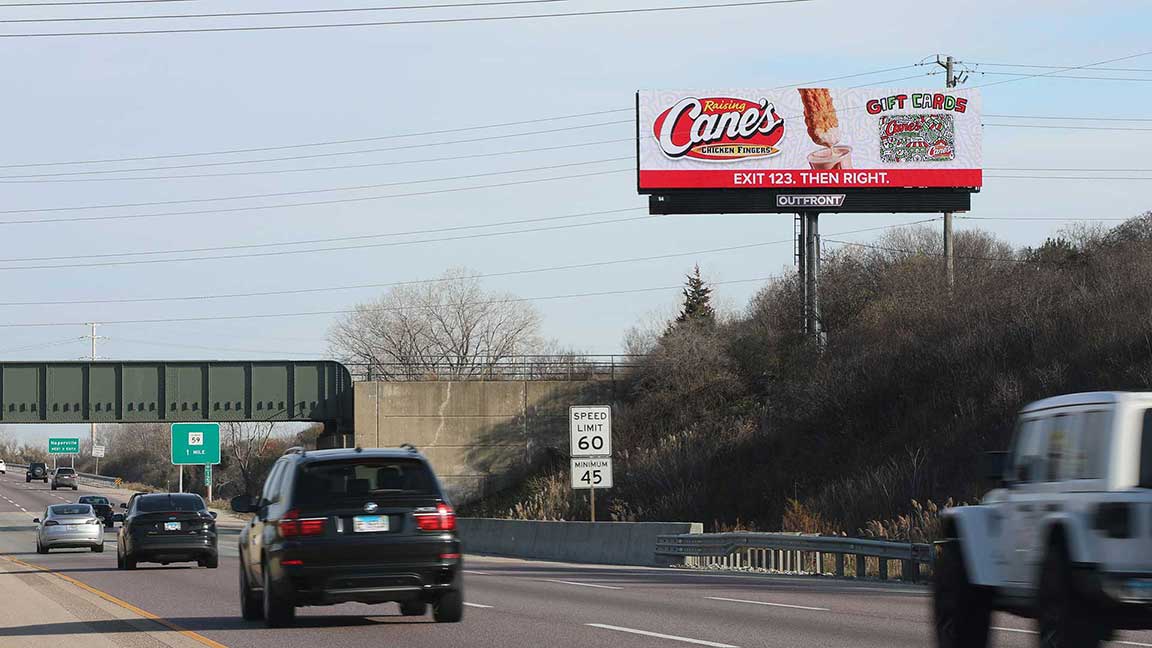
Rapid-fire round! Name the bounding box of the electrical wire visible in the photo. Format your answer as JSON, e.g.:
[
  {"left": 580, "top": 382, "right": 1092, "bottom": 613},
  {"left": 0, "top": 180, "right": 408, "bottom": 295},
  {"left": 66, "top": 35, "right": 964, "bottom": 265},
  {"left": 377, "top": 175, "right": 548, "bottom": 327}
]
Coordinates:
[
  {"left": 0, "top": 217, "right": 935, "bottom": 306},
  {"left": 0, "top": 109, "right": 632, "bottom": 170},
  {"left": 0, "top": 0, "right": 578, "bottom": 23},
  {"left": 0, "top": 338, "right": 83, "bottom": 354},
  {"left": 984, "top": 123, "right": 1152, "bottom": 132},
  {"left": 968, "top": 62, "right": 1152, "bottom": 73},
  {"left": 0, "top": 206, "right": 647, "bottom": 264},
  {"left": 0, "top": 120, "right": 631, "bottom": 180},
  {"left": 985, "top": 113, "right": 1152, "bottom": 122},
  {"left": 0, "top": 166, "right": 631, "bottom": 226},
  {"left": 968, "top": 49, "right": 1152, "bottom": 89},
  {"left": 0, "top": 0, "right": 195, "bottom": 6},
  {"left": 0, "top": 0, "right": 815, "bottom": 38},
  {"left": 973, "top": 71, "right": 1152, "bottom": 82}
]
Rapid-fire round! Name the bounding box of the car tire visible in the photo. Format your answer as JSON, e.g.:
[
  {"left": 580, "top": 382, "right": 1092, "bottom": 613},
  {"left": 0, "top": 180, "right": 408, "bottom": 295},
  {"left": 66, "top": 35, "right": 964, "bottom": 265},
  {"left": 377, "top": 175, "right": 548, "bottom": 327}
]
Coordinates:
[
  {"left": 1038, "top": 545, "right": 1105, "bottom": 648},
  {"left": 199, "top": 555, "right": 219, "bottom": 569},
  {"left": 92, "top": 543, "right": 104, "bottom": 553},
  {"left": 73, "top": 486, "right": 78, "bottom": 491},
  {"left": 36, "top": 540, "right": 47, "bottom": 554},
  {"left": 122, "top": 551, "right": 137, "bottom": 570},
  {"left": 432, "top": 589, "right": 464, "bottom": 623},
  {"left": 25, "top": 477, "right": 30, "bottom": 483},
  {"left": 51, "top": 485, "right": 57, "bottom": 491},
  {"left": 263, "top": 563, "right": 295, "bottom": 627},
  {"left": 933, "top": 539, "right": 991, "bottom": 648},
  {"left": 399, "top": 600, "right": 426, "bottom": 617},
  {"left": 239, "top": 559, "right": 264, "bottom": 621}
]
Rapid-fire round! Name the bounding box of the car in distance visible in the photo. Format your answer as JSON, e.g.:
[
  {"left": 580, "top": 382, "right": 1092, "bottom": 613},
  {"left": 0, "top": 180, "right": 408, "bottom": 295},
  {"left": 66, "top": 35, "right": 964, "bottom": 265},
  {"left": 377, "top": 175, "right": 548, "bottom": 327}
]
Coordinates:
[
  {"left": 0, "top": 458, "right": 6, "bottom": 474},
  {"left": 78, "top": 495, "right": 115, "bottom": 529},
  {"left": 117, "top": 493, "right": 218, "bottom": 570},
  {"left": 26, "top": 462, "right": 48, "bottom": 483},
  {"left": 35, "top": 503, "right": 104, "bottom": 553},
  {"left": 51, "top": 467, "right": 79, "bottom": 491},
  {"left": 935, "top": 392, "right": 1152, "bottom": 648},
  {"left": 231, "top": 446, "right": 463, "bottom": 627}
]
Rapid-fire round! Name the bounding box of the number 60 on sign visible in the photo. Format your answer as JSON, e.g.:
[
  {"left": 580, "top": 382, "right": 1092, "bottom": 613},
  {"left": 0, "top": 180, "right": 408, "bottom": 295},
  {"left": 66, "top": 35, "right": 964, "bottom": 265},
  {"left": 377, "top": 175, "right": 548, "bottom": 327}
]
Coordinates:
[{"left": 570, "top": 457, "right": 613, "bottom": 490}]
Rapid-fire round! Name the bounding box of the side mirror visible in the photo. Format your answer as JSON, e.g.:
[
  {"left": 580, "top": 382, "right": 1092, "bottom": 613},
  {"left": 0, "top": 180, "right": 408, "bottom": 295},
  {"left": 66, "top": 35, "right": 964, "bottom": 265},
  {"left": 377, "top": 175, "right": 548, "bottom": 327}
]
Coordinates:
[
  {"left": 230, "top": 495, "right": 257, "bottom": 514},
  {"left": 112, "top": 514, "right": 124, "bottom": 523},
  {"left": 119, "top": 502, "right": 128, "bottom": 509},
  {"left": 32, "top": 518, "right": 40, "bottom": 524},
  {"left": 982, "top": 451, "right": 1009, "bottom": 485},
  {"left": 209, "top": 511, "right": 218, "bottom": 519}
]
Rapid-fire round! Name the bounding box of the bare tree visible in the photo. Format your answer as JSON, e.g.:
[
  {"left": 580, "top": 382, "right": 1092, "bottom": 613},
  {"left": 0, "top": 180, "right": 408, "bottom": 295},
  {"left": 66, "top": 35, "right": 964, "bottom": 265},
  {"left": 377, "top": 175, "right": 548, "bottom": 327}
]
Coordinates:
[
  {"left": 327, "top": 268, "right": 542, "bottom": 380},
  {"left": 225, "top": 422, "right": 276, "bottom": 496}
]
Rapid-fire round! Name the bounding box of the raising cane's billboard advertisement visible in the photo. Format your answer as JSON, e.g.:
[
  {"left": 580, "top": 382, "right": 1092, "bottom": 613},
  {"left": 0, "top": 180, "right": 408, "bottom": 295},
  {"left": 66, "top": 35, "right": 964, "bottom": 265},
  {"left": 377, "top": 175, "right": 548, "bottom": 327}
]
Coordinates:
[{"left": 637, "top": 88, "right": 982, "bottom": 190}]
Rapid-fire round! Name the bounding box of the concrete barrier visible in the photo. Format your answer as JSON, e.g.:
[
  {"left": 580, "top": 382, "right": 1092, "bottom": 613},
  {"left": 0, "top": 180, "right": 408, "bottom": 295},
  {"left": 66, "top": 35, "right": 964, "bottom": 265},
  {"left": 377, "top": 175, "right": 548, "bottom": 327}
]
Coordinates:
[{"left": 458, "top": 518, "right": 703, "bottom": 567}]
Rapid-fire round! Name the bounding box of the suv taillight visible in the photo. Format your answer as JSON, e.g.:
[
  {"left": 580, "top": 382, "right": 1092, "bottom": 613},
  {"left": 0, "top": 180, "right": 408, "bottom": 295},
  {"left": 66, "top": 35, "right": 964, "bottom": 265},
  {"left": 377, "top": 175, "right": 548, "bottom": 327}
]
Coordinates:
[
  {"left": 279, "top": 509, "right": 326, "bottom": 537},
  {"left": 415, "top": 503, "right": 456, "bottom": 532}
]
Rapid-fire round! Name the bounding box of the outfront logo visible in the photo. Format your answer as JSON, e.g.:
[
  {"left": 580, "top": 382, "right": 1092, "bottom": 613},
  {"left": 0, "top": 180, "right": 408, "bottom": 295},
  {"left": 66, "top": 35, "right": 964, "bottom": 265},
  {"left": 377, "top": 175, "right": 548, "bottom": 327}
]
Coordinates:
[{"left": 652, "top": 96, "right": 785, "bottom": 161}]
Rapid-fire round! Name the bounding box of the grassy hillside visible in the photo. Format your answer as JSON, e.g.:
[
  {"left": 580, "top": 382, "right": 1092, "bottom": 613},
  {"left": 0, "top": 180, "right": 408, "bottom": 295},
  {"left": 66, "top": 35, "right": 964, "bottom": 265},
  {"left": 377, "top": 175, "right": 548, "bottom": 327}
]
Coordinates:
[{"left": 463, "top": 212, "right": 1152, "bottom": 538}]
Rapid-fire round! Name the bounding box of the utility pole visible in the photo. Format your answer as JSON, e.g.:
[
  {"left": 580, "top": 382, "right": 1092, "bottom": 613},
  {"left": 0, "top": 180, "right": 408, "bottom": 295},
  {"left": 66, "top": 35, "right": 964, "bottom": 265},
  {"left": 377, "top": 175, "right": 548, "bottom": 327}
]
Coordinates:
[
  {"left": 936, "top": 55, "right": 965, "bottom": 290},
  {"left": 83, "top": 323, "right": 106, "bottom": 474}
]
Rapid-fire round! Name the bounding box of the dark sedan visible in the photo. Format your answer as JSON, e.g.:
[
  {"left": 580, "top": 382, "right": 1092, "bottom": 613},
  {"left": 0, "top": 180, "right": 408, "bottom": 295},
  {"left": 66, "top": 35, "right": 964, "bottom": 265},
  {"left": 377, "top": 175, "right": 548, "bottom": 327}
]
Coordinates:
[
  {"left": 117, "top": 493, "right": 218, "bottom": 569},
  {"left": 78, "top": 495, "right": 116, "bottom": 529}
]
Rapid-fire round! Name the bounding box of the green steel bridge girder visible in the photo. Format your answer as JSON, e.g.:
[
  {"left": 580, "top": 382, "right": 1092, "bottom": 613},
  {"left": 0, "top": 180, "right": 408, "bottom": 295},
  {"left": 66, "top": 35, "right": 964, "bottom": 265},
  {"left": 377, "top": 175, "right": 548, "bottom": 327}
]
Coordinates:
[{"left": 0, "top": 361, "right": 354, "bottom": 444}]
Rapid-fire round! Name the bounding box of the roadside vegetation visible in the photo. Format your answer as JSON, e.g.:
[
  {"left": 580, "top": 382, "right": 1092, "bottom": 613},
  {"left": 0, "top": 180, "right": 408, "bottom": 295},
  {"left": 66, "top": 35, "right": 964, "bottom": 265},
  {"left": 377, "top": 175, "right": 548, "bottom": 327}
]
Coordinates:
[{"left": 465, "top": 211, "right": 1152, "bottom": 539}]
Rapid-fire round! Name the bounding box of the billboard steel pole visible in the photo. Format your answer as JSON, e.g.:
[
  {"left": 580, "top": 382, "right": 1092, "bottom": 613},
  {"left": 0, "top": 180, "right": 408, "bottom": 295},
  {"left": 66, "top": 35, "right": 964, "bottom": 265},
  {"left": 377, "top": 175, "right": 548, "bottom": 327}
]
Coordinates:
[
  {"left": 937, "top": 55, "right": 963, "bottom": 290},
  {"left": 803, "top": 211, "right": 825, "bottom": 349}
]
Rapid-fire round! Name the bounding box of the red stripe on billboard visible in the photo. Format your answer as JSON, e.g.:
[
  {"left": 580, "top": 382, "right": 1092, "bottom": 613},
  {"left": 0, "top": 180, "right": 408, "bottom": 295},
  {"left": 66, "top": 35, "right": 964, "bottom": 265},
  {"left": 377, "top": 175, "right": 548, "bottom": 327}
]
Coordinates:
[{"left": 638, "top": 168, "right": 982, "bottom": 189}]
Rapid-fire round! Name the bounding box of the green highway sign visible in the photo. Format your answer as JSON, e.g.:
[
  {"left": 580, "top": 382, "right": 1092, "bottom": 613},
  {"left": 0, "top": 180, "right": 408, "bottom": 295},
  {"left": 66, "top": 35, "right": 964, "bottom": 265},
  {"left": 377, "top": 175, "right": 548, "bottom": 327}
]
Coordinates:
[
  {"left": 48, "top": 438, "right": 79, "bottom": 455},
  {"left": 171, "top": 423, "right": 221, "bottom": 466}
]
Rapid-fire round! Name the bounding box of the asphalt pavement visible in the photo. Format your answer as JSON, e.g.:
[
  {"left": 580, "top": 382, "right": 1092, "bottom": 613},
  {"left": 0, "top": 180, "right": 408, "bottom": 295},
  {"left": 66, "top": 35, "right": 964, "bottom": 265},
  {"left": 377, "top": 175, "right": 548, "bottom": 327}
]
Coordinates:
[{"left": 2, "top": 473, "right": 1152, "bottom": 648}]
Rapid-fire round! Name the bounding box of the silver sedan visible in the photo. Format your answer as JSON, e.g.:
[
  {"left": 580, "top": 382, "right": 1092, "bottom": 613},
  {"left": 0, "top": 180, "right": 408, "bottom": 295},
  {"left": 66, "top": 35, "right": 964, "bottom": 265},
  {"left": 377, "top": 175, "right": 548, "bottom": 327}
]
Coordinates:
[{"left": 35, "top": 503, "right": 105, "bottom": 553}]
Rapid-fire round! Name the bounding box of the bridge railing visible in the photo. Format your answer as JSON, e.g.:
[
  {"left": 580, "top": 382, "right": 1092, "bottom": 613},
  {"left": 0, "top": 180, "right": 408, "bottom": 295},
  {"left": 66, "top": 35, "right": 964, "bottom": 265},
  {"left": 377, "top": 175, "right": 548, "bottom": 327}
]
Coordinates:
[
  {"left": 656, "top": 531, "right": 935, "bottom": 582},
  {"left": 345, "top": 354, "right": 641, "bottom": 382},
  {"left": 7, "top": 463, "right": 120, "bottom": 489}
]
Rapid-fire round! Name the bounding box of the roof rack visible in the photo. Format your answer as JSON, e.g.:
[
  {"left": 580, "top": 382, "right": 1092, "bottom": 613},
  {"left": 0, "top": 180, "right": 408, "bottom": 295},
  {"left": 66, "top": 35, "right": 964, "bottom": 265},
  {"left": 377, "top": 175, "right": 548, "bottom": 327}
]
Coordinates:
[
  {"left": 283, "top": 446, "right": 306, "bottom": 456},
  {"left": 400, "top": 443, "right": 419, "bottom": 454}
]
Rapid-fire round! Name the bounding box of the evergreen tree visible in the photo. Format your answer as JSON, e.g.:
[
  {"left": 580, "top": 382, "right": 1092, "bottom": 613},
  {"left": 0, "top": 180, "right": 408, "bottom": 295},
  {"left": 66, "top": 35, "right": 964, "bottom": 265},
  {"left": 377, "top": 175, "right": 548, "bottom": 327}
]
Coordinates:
[{"left": 674, "top": 264, "right": 715, "bottom": 326}]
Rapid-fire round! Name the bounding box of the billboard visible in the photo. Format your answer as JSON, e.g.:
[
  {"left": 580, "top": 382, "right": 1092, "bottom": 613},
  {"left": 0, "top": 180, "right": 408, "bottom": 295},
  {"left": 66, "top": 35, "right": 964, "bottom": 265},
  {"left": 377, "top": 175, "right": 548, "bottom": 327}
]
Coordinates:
[{"left": 637, "top": 88, "right": 981, "bottom": 191}]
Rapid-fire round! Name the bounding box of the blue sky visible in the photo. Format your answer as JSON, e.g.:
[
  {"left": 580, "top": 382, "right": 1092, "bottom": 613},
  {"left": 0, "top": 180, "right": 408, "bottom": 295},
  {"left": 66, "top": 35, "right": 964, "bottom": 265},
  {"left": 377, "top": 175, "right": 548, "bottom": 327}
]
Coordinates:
[{"left": 0, "top": 0, "right": 1149, "bottom": 442}]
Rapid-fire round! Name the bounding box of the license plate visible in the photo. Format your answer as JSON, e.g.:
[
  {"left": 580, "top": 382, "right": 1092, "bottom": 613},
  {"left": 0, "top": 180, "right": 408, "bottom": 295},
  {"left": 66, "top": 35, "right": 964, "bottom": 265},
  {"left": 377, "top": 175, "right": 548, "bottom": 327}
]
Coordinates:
[
  {"left": 353, "top": 515, "right": 389, "bottom": 533},
  {"left": 164, "top": 522, "right": 181, "bottom": 531}
]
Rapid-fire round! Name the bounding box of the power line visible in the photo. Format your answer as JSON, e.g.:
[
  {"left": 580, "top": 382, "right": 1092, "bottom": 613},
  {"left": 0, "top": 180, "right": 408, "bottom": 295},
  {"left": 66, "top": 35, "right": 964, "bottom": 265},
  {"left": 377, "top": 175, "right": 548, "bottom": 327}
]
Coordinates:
[
  {"left": 969, "top": 62, "right": 1152, "bottom": 73},
  {"left": 0, "top": 0, "right": 814, "bottom": 38},
  {"left": 824, "top": 238, "right": 1027, "bottom": 264},
  {"left": 984, "top": 123, "right": 1152, "bottom": 132},
  {"left": 986, "top": 167, "right": 1152, "bottom": 172},
  {"left": 0, "top": 166, "right": 631, "bottom": 226},
  {"left": 0, "top": 109, "right": 631, "bottom": 170},
  {"left": 0, "top": 206, "right": 647, "bottom": 264},
  {"left": 0, "top": 0, "right": 196, "bottom": 6},
  {"left": 959, "top": 216, "right": 1131, "bottom": 221},
  {"left": 0, "top": 277, "right": 782, "bottom": 328},
  {"left": 0, "top": 212, "right": 650, "bottom": 271},
  {"left": 0, "top": 156, "right": 630, "bottom": 216},
  {"left": 985, "top": 113, "right": 1152, "bottom": 122},
  {"left": 0, "top": 217, "right": 934, "bottom": 306},
  {"left": 0, "top": 0, "right": 577, "bottom": 23},
  {"left": 973, "top": 71, "right": 1152, "bottom": 82},
  {"left": 967, "top": 49, "right": 1152, "bottom": 89},
  {"left": 0, "top": 338, "right": 82, "bottom": 354},
  {"left": 109, "top": 337, "right": 325, "bottom": 357},
  {"left": 0, "top": 120, "right": 631, "bottom": 180},
  {"left": 986, "top": 174, "right": 1152, "bottom": 181}
]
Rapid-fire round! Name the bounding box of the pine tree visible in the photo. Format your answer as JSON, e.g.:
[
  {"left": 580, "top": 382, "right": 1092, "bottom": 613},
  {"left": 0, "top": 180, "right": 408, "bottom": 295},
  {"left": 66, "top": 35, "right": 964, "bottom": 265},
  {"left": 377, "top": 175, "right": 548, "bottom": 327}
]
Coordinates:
[{"left": 674, "top": 264, "right": 715, "bottom": 326}]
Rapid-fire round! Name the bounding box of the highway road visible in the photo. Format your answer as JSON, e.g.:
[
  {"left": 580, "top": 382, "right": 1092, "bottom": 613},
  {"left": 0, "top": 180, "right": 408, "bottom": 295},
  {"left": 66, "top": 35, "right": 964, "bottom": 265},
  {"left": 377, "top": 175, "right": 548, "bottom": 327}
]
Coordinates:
[{"left": 2, "top": 475, "right": 1152, "bottom": 648}]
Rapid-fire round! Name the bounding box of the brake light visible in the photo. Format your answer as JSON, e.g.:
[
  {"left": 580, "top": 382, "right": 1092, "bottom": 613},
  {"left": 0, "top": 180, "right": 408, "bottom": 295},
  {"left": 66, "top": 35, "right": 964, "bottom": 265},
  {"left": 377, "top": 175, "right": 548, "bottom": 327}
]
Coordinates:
[
  {"left": 43, "top": 520, "right": 58, "bottom": 526},
  {"left": 415, "top": 503, "right": 456, "bottom": 532},
  {"left": 279, "top": 509, "right": 326, "bottom": 537},
  {"left": 282, "top": 559, "right": 304, "bottom": 566},
  {"left": 440, "top": 553, "right": 461, "bottom": 560}
]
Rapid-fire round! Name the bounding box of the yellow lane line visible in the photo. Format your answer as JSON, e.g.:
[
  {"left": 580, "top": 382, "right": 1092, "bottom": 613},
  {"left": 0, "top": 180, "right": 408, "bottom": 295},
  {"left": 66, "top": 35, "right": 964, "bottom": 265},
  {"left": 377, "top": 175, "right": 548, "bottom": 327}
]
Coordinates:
[{"left": 1, "top": 555, "right": 229, "bottom": 648}]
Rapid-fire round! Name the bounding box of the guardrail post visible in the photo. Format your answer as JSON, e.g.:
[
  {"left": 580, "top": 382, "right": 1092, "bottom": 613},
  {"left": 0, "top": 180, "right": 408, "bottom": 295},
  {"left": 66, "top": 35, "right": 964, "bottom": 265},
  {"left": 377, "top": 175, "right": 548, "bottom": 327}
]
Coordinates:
[
  {"left": 835, "top": 553, "right": 845, "bottom": 578},
  {"left": 879, "top": 558, "right": 889, "bottom": 581},
  {"left": 855, "top": 554, "right": 865, "bottom": 578},
  {"left": 901, "top": 559, "right": 915, "bottom": 582}
]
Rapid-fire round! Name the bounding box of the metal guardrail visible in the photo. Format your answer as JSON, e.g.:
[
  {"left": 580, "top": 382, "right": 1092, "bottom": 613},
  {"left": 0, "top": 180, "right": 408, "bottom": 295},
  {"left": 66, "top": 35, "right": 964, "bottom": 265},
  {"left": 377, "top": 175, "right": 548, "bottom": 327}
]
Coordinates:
[
  {"left": 656, "top": 532, "right": 935, "bottom": 582},
  {"left": 6, "top": 463, "right": 120, "bottom": 488}
]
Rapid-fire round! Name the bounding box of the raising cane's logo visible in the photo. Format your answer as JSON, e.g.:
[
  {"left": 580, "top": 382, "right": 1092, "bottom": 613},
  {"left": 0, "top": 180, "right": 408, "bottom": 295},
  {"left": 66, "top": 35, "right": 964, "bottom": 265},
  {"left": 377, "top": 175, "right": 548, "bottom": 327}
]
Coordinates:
[{"left": 652, "top": 97, "right": 785, "bottom": 161}]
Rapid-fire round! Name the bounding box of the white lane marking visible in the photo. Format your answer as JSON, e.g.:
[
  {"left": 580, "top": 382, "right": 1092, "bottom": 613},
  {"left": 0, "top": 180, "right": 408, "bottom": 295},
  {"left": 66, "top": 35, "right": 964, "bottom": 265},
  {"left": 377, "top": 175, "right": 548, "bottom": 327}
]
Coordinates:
[
  {"left": 463, "top": 570, "right": 490, "bottom": 575},
  {"left": 463, "top": 602, "right": 492, "bottom": 609},
  {"left": 587, "top": 623, "right": 739, "bottom": 648},
  {"left": 994, "top": 626, "right": 1152, "bottom": 647},
  {"left": 544, "top": 579, "right": 623, "bottom": 590},
  {"left": 705, "top": 596, "right": 830, "bottom": 612}
]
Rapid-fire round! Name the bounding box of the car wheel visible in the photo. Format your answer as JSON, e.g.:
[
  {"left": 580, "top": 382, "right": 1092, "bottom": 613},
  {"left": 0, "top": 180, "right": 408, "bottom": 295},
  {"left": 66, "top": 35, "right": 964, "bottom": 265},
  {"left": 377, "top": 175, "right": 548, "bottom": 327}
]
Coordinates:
[
  {"left": 399, "top": 600, "right": 426, "bottom": 617},
  {"left": 199, "top": 555, "right": 219, "bottom": 569},
  {"left": 51, "top": 485, "right": 56, "bottom": 491},
  {"left": 72, "top": 486, "right": 78, "bottom": 491},
  {"left": 92, "top": 543, "right": 104, "bottom": 553},
  {"left": 1038, "top": 545, "right": 1104, "bottom": 648},
  {"left": 36, "top": 540, "right": 47, "bottom": 555},
  {"left": 122, "top": 551, "right": 137, "bottom": 570},
  {"left": 432, "top": 589, "right": 463, "bottom": 623},
  {"left": 239, "top": 559, "right": 264, "bottom": 621},
  {"left": 263, "top": 562, "right": 295, "bottom": 627},
  {"left": 933, "top": 539, "right": 990, "bottom": 648}
]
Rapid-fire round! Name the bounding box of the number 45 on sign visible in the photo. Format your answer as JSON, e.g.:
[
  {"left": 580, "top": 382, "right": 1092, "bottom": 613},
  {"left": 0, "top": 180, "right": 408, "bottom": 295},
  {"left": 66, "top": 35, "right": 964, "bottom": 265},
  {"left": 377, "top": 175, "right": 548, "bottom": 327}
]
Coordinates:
[{"left": 571, "top": 457, "right": 613, "bottom": 490}]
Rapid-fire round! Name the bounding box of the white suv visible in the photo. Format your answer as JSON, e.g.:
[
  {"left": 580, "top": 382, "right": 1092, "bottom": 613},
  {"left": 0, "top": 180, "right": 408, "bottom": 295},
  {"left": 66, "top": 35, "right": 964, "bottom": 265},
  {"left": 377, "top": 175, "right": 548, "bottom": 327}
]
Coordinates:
[
  {"left": 0, "top": 459, "right": 5, "bottom": 474},
  {"left": 935, "top": 392, "right": 1152, "bottom": 648}
]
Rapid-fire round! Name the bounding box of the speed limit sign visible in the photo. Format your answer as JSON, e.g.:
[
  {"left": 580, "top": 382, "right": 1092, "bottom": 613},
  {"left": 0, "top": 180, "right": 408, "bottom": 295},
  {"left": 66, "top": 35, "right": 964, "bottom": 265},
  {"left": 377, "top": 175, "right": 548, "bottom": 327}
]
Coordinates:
[
  {"left": 570, "top": 405, "right": 611, "bottom": 457},
  {"left": 571, "top": 457, "right": 613, "bottom": 490}
]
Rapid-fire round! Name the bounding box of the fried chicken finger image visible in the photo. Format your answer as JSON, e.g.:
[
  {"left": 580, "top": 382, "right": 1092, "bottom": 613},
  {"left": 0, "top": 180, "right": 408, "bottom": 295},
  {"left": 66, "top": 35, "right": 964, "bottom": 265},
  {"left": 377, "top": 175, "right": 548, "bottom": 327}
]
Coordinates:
[{"left": 798, "top": 88, "right": 840, "bottom": 147}]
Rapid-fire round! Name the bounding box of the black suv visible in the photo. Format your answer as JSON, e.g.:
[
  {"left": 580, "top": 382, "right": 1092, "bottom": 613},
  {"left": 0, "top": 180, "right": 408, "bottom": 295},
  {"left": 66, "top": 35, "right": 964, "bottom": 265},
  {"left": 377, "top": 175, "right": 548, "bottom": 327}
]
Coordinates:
[
  {"left": 78, "top": 495, "right": 115, "bottom": 529},
  {"left": 230, "top": 446, "right": 463, "bottom": 627},
  {"left": 117, "top": 493, "right": 219, "bottom": 569},
  {"left": 26, "top": 462, "right": 48, "bottom": 483}
]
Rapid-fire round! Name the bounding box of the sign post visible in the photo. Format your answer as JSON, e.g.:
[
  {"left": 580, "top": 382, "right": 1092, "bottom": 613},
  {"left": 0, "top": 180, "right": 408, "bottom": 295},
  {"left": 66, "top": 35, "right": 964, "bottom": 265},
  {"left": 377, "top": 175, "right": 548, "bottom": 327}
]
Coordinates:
[
  {"left": 570, "top": 406, "right": 612, "bottom": 522},
  {"left": 92, "top": 444, "right": 106, "bottom": 475},
  {"left": 171, "top": 423, "right": 221, "bottom": 496}
]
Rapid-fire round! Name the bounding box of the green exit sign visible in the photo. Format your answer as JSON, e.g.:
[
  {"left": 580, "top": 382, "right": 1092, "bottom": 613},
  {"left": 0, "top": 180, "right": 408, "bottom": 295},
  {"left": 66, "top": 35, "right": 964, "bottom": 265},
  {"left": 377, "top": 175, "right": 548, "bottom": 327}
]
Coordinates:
[
  {"left": 48, "top": 438, "right": 79, "bottom": 455},
  {"left": 171, "top": 423, "right": 221, "bottom": 465}
]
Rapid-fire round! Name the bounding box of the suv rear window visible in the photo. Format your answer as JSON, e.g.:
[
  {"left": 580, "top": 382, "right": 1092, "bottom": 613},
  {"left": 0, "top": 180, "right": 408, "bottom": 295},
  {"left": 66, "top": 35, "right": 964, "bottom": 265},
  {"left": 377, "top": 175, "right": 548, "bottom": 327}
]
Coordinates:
[
  {"left": 136, "top": 494, "right": 205, "bottom": 512},
  {"left": 56, "top": 468, "right": 76, "bottom": 475},
  {"left": 293, "top": 458, "right": 437, "bottom": 507}
]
